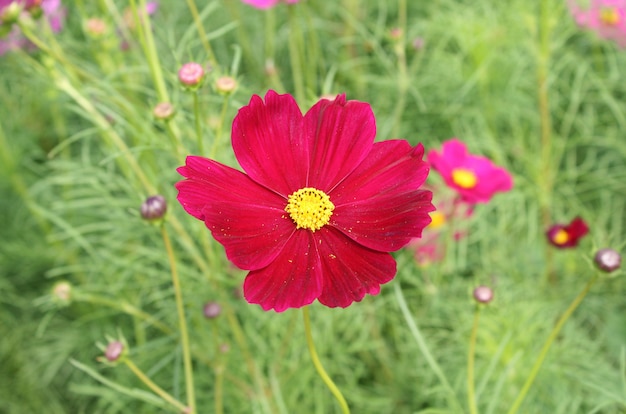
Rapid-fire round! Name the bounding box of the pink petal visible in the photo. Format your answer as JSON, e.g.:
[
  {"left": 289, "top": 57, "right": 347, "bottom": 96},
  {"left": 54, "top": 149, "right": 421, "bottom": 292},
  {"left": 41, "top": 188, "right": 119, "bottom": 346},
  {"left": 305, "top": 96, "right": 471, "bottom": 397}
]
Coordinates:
[
  {"left": 305, "top": 95, "right": 376, "bottom": 191},
  {"left": 176, "top": 156, "right": 294, "bottom": 270},
  {"left": 231, "top": 91, "right": 308, "bottom": 196},
  {"left": 330, "top": 141, "right": 434, "bottom": 252},
  {"left": 316, "top": 227, "right": 397, "bottom": 308},
  {"left": 243, "top": 230, "right": 323, "bottom": 312},
  {"left": 241, "top": 0, "right": 280, "bottom": 8}
]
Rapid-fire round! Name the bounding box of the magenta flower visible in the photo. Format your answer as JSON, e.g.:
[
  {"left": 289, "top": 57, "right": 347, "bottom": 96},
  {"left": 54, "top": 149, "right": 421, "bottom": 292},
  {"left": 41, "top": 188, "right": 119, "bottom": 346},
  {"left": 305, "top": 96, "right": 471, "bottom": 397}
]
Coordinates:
[
  {"left": 546, "top": 216, "right": 589, "bottom": 248},
  {"left": 569, "top": 0, "right": 626, "bottom": 47},
  {"left": 176, "top": 90, "right": 434, "bottom": 312},
  {"left": 0, "top": 0, "right": 64, "bottom": 56},
  {"left": 427, "top": 139, "right": 513, "bottom": 204},
  {"left": 241, "top": 0, "right": 300, "bottom": 9}
]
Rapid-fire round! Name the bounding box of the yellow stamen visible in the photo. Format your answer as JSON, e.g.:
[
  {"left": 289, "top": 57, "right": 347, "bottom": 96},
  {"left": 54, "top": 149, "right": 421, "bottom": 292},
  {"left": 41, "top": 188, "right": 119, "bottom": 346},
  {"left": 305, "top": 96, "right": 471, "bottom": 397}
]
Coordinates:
[
  {"left": 451, "top": 168, "right": 478, "bottom": 189},
  {"left": 427, "top": 211, "right": 446, "bottom": 229},
  {"left": 285, "top": 187, "right": 334, "bottom": 231},
  {"left": 552, "top": 229, "right": 569, "bottom": 245},
  {"left": 600, "top": 8, "right": 620, "bottom": 26}
]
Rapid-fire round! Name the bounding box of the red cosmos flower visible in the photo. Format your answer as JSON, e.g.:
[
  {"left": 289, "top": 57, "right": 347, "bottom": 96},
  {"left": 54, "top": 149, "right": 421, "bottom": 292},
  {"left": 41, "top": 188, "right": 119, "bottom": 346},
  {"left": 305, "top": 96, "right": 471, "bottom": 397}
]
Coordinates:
[
  {"left": 427, "top": 139, "right": 513, "bottom": 204},
  {"left": 176, "top": 90, "right": 434, "bottom": 312},
  {"left": 546, "top": 216, "right": 589, "bottom": 248}
]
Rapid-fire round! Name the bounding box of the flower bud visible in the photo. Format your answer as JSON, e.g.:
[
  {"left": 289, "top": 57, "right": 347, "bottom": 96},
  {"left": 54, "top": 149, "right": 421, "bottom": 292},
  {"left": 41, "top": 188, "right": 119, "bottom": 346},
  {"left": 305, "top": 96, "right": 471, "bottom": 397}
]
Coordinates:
[
  {"left": 52, "top": 281, "right": 72, "bottom": 304},
  {"left": 594, "top": 248, "right": 621, "bottom": 273},
  {"left": 141, "top": 195, "right": 167, "bottom": 221},
  {"left": 412, "top": 37, "right": 425, "bottom": 51},
  {"left": 1, "top": 2, "right": 22, "bottom": 25},
  {"left": 203, "top": 301, "right": 221, "bottom": 319},
  {"left": 104, "top": 341, "right": 125, "bottom": 362},
  {"left": 178, "top": 62, "right": 204, "bottom": 87},
  {"left": 473, "top": 285, "right": 493, "bottom": 304},
  {"left": 215, "top": 76, "right": 237, "bottom": 95},
  {"left": 84, "top": 18, "right": 108, "bottom": 38},
  {"left": 153, "top": 102, "right": 175, "bottom": 120}
]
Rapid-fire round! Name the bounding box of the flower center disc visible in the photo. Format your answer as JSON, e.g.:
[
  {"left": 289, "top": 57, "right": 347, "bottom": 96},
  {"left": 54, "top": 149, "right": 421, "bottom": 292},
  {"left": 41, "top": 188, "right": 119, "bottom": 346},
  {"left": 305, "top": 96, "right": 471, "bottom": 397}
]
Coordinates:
[
  {"left": 285, "top": 187, "right": 334, "bottom": 232},
  {"left": 600, "top": 8, "right": 620, "bottom": 26},
  {"left": 552, "top": 229, "right": 569, "bottom": 245},
  {"left": 451, "top": 168, "right": 478, "bottom": 189}
]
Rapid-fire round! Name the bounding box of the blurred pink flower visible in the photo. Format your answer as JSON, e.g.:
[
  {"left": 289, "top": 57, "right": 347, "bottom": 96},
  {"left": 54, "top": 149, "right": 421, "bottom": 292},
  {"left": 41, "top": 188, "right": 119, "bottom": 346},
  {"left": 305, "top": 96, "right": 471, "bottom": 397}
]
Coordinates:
[
  {"left": 569, "top": 0, "right": 626, "bottom": 47},
  {"left": 546, "top": 216, "right": 589, "bottom": 248},
  {"left": 241, "top": 0, "right": 300, "bottom": 9},
  {"left": 427, "top": 139, "right": 513, "bottom": 204},
  {"left": 0, "top": 0, "right": 64, "bottom": 55}
]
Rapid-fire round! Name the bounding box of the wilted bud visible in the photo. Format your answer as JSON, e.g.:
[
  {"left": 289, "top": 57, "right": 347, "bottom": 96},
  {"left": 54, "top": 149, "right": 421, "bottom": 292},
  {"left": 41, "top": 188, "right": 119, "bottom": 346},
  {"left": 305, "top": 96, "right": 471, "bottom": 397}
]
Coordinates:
[
  {"left": 594, "top": 248, "right": 621, "bottom": 273},
  {"left": 104, "top": 340, "right": 125, "bottom": 362},
  {"left": 178, "top": 62, "right": 204, "bottom": 87},
  {"left": 141, "top": 195, "right": 167, "bottom": 221},
  {"left": 215, "top": 76, "right": 237, "bottom": 94},
  {"left": 84, "top": 18, "right": 108, "bottom": 37},
  {"left": 473, "top": 286, "right": 493, "bottom": 304},
  {"left": 52, "top": 281, "right": 72, "bottom": 304},
  {"left": 153, "top": 102, "right": 175, "bottom": 120},
  {"left": 203, "top": 301, "right": 221, "bottom": 319}
]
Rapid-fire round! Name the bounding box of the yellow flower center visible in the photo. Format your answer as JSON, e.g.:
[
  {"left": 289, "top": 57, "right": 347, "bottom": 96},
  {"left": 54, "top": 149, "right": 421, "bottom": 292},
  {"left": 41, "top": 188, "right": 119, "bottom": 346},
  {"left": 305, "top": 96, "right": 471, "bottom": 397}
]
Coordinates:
[
  {"left": 600, "top": 7, "right": 620, "bottom": 26},
  {"left": 552, "top": 229, "right": 569, "bottom": 245},
  {"left": 285, "top": 187, "right": 334, "bottom": 231},
  {"left": 427, "top": 211, "right": 446, "bottom": 229},
  {"left": 451, "top": 168, "right": 478, "bottom": 189}
]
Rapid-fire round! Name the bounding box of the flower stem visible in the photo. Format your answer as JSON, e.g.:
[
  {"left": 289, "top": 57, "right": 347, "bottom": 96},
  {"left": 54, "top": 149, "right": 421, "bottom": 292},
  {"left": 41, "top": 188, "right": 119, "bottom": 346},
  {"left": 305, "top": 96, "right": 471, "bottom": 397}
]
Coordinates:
[
  {"left": 160, "top": 224, "right": 196, "bottom": 413},
  {"left": 193, "top": 91, "right": 205, "bottom": 155},
  {"left": 123, "top": 358, "right": 189, "bottom": 413},
  {"left": 287, "top": 5, "right": 306, "bottom": 103},
  {"left": 467, "top": 305, "right": 481, "bottom": 414},
  {"left": 302, "top": 306, "right": 350, "bottom": 414},
  {"left": 507, "top": 274, "right": 599, "bottom": 414},
  {"left": 185, "top": 0, "right": 218, "bottom": 68}
]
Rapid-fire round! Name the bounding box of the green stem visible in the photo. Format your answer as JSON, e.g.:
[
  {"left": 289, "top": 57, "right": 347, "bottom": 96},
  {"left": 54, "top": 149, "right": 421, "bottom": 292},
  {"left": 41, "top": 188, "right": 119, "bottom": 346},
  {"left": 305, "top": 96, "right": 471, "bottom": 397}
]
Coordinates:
[
  {"left": 302, "top": 306, "right": 350, "bottom": 414},
  {"left": 193, "top": 91, "right": 205, "bottom": 155},
  {"left": 507, "top": 275, "right": 599, "bottom": 414},
  {"left": 390, "top": 0, "right": 409, "bottom": 138},
  {"left": 210, "top": 94, "right": 231, "bottom": 158},
  {"left": 161, "top": 224, "right": 196, "bottom": 413},
  {"left": 467, "top": 306, "right": 480, "bottom": 414},
  {"left": 185, "top": 0, "right": 218, "bottom": 67},
  {"left": 124, "top": 359, "right": 189, "bottom": 413},
  {"left": 394, "top": 283, "right": 463, "bottom": 412},
  {"left": 287, "top": 6, "right": 305, "bottom": 103}
]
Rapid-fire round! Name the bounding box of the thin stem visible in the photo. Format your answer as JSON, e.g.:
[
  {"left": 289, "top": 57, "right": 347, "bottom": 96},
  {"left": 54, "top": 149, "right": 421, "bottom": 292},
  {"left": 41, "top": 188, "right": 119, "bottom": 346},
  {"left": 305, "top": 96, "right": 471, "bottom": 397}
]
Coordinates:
[
  {"left": 394, "top": 283, "right": 463, "bottom": 412},
  {"left": 123, "top": 359, "right": 189, "bottom": 413},
  {"left": 185, "top": 0, "right": 218, "bottom": 67},
  {"left": 467, "top": 306, "right": 481, "bottom": 414},
  {"left": 302, "top": 307, "right": 350, "bottom": 414},
  {"left": 193, "top": 91, "right": 205, "bottom": 155},
  {"left": 507, "top": 275, "right": 599, "bottom": 414},
  {"left": 161, "top": 224, "right": 196, "bottom": 413},
  {"left": 390, "top": 0, "right": 409, "bottom": 138},
  {"left": 210, "top": 94, "right": 231, "bottom": 158},
  {"left": 287, "top": 5, "right": 306, "bottom": 103}
]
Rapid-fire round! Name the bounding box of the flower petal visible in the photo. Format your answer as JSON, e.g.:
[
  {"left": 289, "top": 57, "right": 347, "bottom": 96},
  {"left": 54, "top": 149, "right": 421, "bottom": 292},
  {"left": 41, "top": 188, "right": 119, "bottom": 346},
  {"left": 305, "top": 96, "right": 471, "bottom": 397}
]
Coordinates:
[
  {"left": 304, "top": 95, "right": 376, "bottom": 191},
  {"left": 176, "top": 156, "right": 294, "bottom": 270},
  {"left": 330, "top": 141, "right": 434, "bottom": 252},
  {"left": 231, "top": 91, "right": 309, "bottom": 196},
  {"left": 315, "top": 227, "right": 397, "bottom": 308},
  {"left": 243, "top": 230, "right": 323, "bottom": 312}
]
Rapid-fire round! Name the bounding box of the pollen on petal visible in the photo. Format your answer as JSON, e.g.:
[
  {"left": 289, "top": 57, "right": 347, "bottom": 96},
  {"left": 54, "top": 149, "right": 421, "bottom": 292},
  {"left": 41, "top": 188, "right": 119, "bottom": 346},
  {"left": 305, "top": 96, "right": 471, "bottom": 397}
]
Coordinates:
[{"left": 285, "top": 187, "right": 334, "bottom": 231}]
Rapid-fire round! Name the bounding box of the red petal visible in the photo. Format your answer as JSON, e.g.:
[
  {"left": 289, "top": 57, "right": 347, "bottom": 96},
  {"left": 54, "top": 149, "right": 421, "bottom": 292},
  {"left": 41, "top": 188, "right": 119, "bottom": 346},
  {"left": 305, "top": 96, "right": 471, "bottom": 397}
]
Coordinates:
[
  {"left": 176, "top": 156, "right": 294, "bottom": 270},
  {"left": 304, "top": 95, "right": 376, "bottom": 190},
  {"left": 243, "top": 230, "right": 323, "bottom": 312},
  {"left": 315, "top": 227, "right": 397, "bottom": 308},
  {"left": 330, "top": 141, "right": 434, "bottom": 252},
  {"left": 231, "top": 91, "right": 308, "bottom": 196}
]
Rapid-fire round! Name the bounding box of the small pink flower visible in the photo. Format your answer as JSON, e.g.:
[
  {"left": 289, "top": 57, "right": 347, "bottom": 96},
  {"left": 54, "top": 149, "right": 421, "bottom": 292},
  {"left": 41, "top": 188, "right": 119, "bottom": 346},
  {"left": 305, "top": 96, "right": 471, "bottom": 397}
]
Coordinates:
[
  {"left": 569, "top": 0, "right": 626, "bottom": 47},
  {"left": 241, "top": 0, "right": 300, "bottom": 9},
  {"left": 0, "top": 0, "right": 64, "bottom": 56},
  {"left": 427, "top": 139, "right": 513, "bottom": 204},
  {"left": 178, "top": 62, "right": 205, "bottom": 87},
  {"left": 546, "top": 216, "right": 589, "bottom": 248}
]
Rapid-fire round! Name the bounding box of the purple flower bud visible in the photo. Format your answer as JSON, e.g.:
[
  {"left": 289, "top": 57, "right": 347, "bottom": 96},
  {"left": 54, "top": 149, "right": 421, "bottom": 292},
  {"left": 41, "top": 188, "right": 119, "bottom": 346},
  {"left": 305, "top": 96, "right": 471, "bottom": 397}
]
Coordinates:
[
  {"left": 105, "top": 341, "right": 124, "bottom": 362},
  {"left": 203, "top": 301, "right": 221, "bottom": 319},
  {"left": 594, "top": 248, "right": 621, "bottom": 273},
  {"left": 141, "top": 195, "right": 167, "bottom": 220},
  {"left": 473, "top": 286, "right": 493, "bottom": 304},
  {"left": 178, "top": 62, "right": 204, "bottom": 87}
]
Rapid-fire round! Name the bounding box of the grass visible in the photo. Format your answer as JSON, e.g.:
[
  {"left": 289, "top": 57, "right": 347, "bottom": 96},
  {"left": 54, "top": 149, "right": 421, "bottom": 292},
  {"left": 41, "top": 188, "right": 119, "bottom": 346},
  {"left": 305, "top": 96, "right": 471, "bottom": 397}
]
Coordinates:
[{"left": 1, "top": 0, "right": 625, "bottom": 412}]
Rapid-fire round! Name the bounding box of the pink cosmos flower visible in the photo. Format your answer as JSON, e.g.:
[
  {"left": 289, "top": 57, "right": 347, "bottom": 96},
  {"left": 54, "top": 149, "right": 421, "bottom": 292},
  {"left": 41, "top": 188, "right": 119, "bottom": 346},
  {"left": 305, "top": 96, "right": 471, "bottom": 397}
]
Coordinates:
[
  {"left": 546, "top": 216, "right": 589, "bottom": 248},
  {"left": 0, "top": 0, "right": 64, "bottom": 56},
  {"left": 569, "top": 0, "right": 626, "bottom": 47},
  {"left": 427, "top": 139, "right": 513, "bottom": 204},
  {"left": 241, "top": 0, "right": 300, "bottom": 9},
  {"left": 176, "top": 90, "right": 434, "bottom": 312}
]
